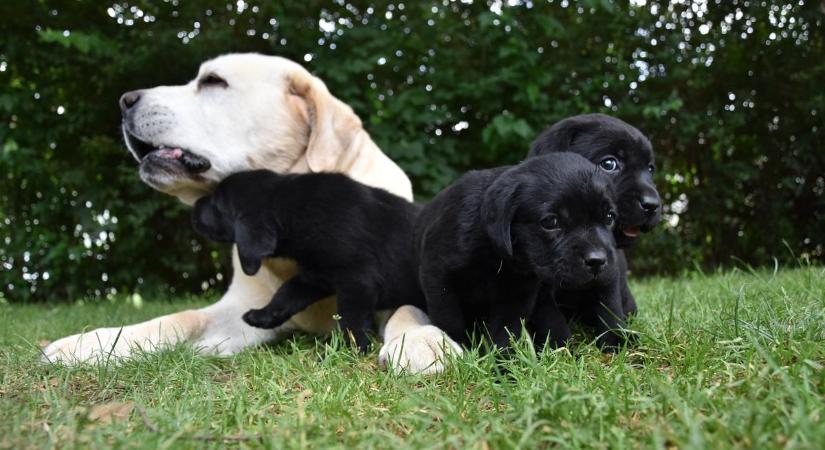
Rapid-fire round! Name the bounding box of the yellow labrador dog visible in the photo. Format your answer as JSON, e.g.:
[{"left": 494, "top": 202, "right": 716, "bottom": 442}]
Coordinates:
[{"left": 42, "top": 53, "right": 461, "bottom": 374}]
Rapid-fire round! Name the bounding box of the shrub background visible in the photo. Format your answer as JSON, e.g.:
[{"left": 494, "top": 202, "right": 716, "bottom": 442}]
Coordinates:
[{"left": 1, "top": 0, "right": 823, "bottom": 302}]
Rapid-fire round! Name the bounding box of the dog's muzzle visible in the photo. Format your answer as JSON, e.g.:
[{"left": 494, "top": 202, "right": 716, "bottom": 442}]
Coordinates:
[{"left": 123, "top": 126, "right": 211, "bottom": 174}]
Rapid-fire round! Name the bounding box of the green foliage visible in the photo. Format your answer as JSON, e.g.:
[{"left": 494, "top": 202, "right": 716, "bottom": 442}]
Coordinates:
[{"left": 1, "top": 1, "right": 823, "bottom": 301}]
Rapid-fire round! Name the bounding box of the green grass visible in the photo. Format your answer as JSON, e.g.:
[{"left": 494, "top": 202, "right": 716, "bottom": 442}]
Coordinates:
[{"left": 1, "top": 267, "right": 824, "bottom": 449}]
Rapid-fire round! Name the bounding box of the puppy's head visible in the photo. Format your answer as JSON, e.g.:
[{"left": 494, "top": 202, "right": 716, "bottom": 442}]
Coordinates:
[
  {"left": 529, "top": 114, "right": 661, "bottom": 248},
  {"left": 482, "top": 153, "right": 618, "bottom": 288},
  {"left": 191, "top": 171, "right": 279, "bottom": 276}
]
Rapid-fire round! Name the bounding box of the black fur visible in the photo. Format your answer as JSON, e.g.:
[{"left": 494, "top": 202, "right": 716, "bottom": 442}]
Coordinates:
[
  {"left": 529, "top": 113, "right": 661, "bottom": 250},
  {"left": 530, "top": 114, "right": 661, "bottom": 322},
  {"left": 191, "top": 170, "right": 424, "bottom": 352},
  {"left": 415, "top": 153, "right": 624, "bottom": 350}
]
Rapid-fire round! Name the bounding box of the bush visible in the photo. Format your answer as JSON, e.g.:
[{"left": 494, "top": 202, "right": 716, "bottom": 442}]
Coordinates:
[{"left": 1, "top": 1, "right": 823, "bottom": 302}]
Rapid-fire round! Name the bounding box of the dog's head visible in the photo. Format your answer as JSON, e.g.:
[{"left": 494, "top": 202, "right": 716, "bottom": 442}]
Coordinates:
[
  {"left": 191, "top": 170, "right": 280, "bottom": 276},
  {"left": 481, "top": 153, "right": 618, "bottom": 288},
  {"left": 121, "top": 53, "right": 366, "bottom": 205},
  {"left": 529, "top": 113, "right": 661, "bottom": 248}
]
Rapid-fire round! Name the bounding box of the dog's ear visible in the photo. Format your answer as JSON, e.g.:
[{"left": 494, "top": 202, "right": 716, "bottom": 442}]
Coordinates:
[
  {"left": 288, "top": 72, "right": 363, "bottom": 172},
  {"left": 191, "top": 196, "right": 216, "bottom": 238},
  {"left": 529, "top": 116, "right": 593, "bottom": 157},
  {"left": 191, "top": 195, "right": 231, "bottom": 242},
  {"left": 234, "top": 215, "right": 278, "bottom": 276},
  {"left": 481, "top": 174, "right": 520, "bottom": 258}
]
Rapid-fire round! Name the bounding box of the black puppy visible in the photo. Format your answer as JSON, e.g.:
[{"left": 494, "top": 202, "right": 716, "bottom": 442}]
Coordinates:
[
  {"left": 529, "top": 114, "right": 661, "bottom": 250},
  {"left": 416, "top": 153, "right": 623, "bottom": 350},
  {"left": 191, "top": 170, "right": 424, "bottom": 352},
  {"left": 528, "top": 114, "right": 661, "bottom": 349}
]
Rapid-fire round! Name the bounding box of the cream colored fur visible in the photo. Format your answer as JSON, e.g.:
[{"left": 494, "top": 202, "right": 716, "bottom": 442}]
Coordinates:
[{"left": 41, "top": 53, "right": 461, "bottom": 373}]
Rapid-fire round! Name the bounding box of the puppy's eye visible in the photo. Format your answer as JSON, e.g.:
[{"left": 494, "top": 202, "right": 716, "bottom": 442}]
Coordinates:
[
  {"left": 198, "top": 74, "right": 228, "bottom": 89},
  {"left": 599, "top": 157, "right": 620, "bottom": 172},
  {"left": 648, "top": 164, "right": 656, "bottom": 173},
  {"left": 605, "top": 211, "right": 616, "bottom": 227},
  {"left": 540, "top": 215, "right": 561, "bottom": 231}
]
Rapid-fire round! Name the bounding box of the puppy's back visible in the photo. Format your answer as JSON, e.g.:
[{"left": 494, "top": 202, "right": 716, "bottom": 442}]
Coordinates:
[
  {"left": 414, "top": 166, "right": 510, "bottom": 261},
  {"left": 236, "top": 170, "right": 416, "bottom": 228}
]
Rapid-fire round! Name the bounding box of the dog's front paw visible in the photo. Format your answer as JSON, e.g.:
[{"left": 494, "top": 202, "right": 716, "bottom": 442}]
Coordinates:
[
  {"left": 378, "top": 325, "right": 463, "bottom": 375},
  {"left": 596, "top": 330, "right": 624, "bottom": 352},
  {"left": 623, "top": 328, "right": 640, "bottom": 348},
  {"left": 242, "top": 309, "right": 289, "bottom": 329},
  {"left": 41, "top": 328, "right": 126, "bottom": 365}
]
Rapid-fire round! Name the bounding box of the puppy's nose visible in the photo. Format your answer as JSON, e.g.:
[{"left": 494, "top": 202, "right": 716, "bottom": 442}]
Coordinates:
[
  {"left": 119, "top": 90, "right": 142, "bottom": 112},
  {"left": 584, "top": 250, "right": 607, "bottom": 272},
  {"left": 639, "top": 194, "right": 660, "bottom": 214}
]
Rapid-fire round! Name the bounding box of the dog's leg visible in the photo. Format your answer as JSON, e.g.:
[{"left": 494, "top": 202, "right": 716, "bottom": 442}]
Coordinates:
[
  {"left": 377, "top": 266, "right": 467, "bottom": 374},
  {"left": 617, "top": 251, "right": 638, "bottom": 316},
  {"left": 528, "top": 284, "right": 572, "bottom": 351},
  {"left": 41, "top": 307, "right": 213, "bottom": 364},
  {"left": 620, "top": 282, "right": 638, "bottom": 317},
  {"left": 485, "top": 305, "right": 528, "bottom": 350},
  {"left": 242, "top": 277, "right": 333, "bottom": 329},
  {"left": 378, "top": 268, "right": 466, "bottom": 374},
  {"left": 590, "top": 281, "right": 627, "bottom": 351},
  {"left": 420, "top": 276, "right": 469, "bottom": 347},
  {"left": 335, "top": 283, "right": 377, "bottom": 353},
  {"left": 41, "top": 251, "right": 325, "bottom": 365},
  {"left": 378, "top": 305, "right": 463, "bottom": 375},
  {"left": 485, "top": 282, "right": 539, "bottom": 350}
]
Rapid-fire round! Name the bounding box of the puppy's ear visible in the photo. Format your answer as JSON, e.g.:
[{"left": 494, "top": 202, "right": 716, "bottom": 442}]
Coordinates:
[
  {"left": 481, "top": 174, "right": 520, "bottom": 258},
  {"left": 234, "top": 216, "right": 278, "bottom": 276},
  {"left": 529, "top": 116, "right": 591, "bottom": 157},
  {"left": 191, "top": 196, "right": 225, "bottom": 241},
  {"left": 288, "top": 72, "right": 363, "bottom": 172},
  {"left": 191, "top": 197, "right": 212, "bottom": 237}
]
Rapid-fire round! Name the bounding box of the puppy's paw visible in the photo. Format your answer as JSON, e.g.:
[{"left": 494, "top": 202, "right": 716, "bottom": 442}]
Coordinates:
[
  {"left": 596, "top": 331, "right": 623, "bottom": 352},
  {"left": 340, "top": 327, "right": 371, "bottom": 354},
  {"left": 242, "top": 309, "right": 289, "bottom": 329},
  {"left": 623, "top": 328, "right": 641, "bottom": 347},
  {"left": 596, "top": 326, "right": 638, "bottom": 352},
  {"left": 378, "top": 325, "right": 463, "bottom": 375}
]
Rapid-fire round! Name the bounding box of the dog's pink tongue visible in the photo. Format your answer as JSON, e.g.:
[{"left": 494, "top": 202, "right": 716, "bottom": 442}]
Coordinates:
[
  {"left": 155, "top": 148, "right": 183, "bottom": 159},
  {"left": 623, "top": 227, "right": 641, "bottom": 238}
]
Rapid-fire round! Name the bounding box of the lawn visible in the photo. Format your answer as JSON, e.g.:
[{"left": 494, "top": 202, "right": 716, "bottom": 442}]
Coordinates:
[{"left": 1, "top": 266, "right": 823, "bottom": 449}]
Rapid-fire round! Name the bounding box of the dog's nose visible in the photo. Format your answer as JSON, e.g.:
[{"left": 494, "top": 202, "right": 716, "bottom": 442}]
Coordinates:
[
  {"left": 584, "top": 250, "right": 607, "bottom": 272},
  {"left": 639, "top": 194, "right": 660, "bottom": 214},
  {"left": 119, "top": 90, "right": 142, "bottom": 112}
]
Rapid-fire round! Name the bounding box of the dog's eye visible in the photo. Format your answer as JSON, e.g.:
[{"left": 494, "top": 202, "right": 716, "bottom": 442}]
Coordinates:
[
  {"left": 198, "top": 74, "right": 228, "bottom": 89},
  {"left": 540, "top": 215, "right": 561, "bottom": 231},
  {"left": 648, "top": 164, "right": 656, "bottom": 173},
  {"left": 605, "top": 211, "right": 616, "bottom": 227},
  {"left": 599, "top": 157, "right": 619, "bottom": 172}
]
